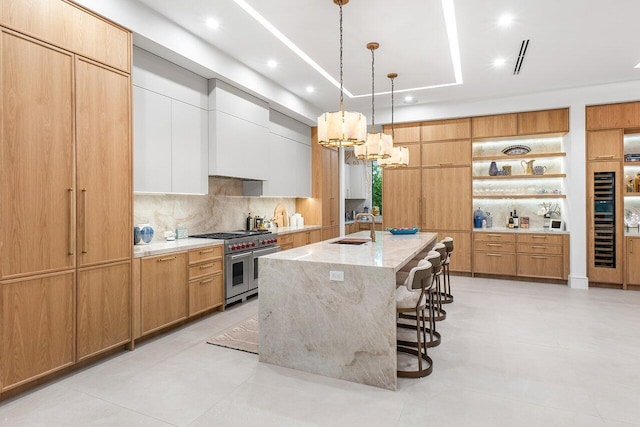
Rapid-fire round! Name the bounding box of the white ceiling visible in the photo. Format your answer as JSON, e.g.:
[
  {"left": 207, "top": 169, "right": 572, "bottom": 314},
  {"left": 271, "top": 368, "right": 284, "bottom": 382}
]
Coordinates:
[{"left": 135, "top": 0, "right": 640, "bottom": 118}]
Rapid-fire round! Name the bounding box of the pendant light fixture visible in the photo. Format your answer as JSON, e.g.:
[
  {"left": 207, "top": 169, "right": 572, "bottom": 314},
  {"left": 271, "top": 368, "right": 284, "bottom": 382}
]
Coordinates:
[
  {"left": 354, "top": 42, "right": 393, "bottom": 160},
  {"left": 317, "top": 0, "right": 367, "bottom": 147},
  {"left": 379, "top": 73, "right": 409, "bottom": 168}
]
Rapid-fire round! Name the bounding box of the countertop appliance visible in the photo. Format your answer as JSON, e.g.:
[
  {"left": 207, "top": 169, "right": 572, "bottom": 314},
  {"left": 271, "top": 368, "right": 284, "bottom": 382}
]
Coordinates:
[{"left": 190, "top": 230, "right": 280, "bottom": 305}]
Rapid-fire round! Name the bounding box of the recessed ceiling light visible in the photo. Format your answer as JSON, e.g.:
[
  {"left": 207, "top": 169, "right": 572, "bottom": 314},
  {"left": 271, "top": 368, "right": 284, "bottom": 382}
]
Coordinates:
[
  {"left": 493, "top": 57, "right": 507, "bottom": 68},
  {"left": 206, "top": 17, "right": 220, "bottom": 30},
  {"left": 306, "top": 86, "right": 315, "bottom": 93},
  {"left": 635, "top": 62, "right": 640, "bottom": 69},
  {"left": 404, "top": 95, "right": 413, "bottom": 102},
  {"left": 498, "top": 13, "right": 514, "bottom": 28},
  {"left": 267, "top": 59, "right": 278, "bottom": 68}
]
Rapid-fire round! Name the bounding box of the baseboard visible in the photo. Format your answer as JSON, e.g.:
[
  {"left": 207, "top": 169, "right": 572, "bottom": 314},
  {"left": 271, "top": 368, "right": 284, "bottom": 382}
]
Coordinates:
[{"left": 568, "top": 275, "right": 589, "bottom": 289}]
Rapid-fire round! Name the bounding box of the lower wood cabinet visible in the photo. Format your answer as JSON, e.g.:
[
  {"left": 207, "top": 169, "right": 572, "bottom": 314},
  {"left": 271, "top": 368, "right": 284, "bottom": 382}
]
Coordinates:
[
  {"left": 1, "top": 272, "right": 75, "bottom": 391},
  {"left": 627, "top": 237, "right": 640, "bottom": 286},
  {"left": 77, "top": 262, "right": 131, "bottom": 361},
  {"left": 436, "top": 231, "right": 471, "bottom": 273},
  {"left": 140, "top": 252, "right": 188, "bottom": 335},
  {"left": 322, "top": 225, "right": 339, "bottom": 241},
  {"left": 473, "top": 232, "right": 569, "bottom": 280},
  {"left": 292, "top": 229, "right": 321, "bottom": 247},
  {"left": 278, "top": 234, "right": 294, "bottom": 251},
  {"left": 189, "top": 273, "right": 223, "bottom": 316}
]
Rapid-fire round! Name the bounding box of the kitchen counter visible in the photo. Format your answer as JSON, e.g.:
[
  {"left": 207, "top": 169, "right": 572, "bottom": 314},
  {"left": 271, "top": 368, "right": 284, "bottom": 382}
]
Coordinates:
[
  {"left": 274, "top": 224, "right": 322, "bottom": 235},
  {"left": 133, "top": 237, "right": 223, "bottom": 258},
  {"left": 474, "top": 228, "right": 569, "bottom": 235},
  {"left": 258, "top": 231, "right": 437, "bottom": 391},
  {"left": 345, "top": 216, "right": 383, "bottom": 224}
]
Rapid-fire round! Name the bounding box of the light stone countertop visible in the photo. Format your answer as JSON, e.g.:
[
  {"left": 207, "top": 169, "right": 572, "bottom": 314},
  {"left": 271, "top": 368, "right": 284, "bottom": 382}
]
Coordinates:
[
  {"left": 264, "top": 230, "right": 437, "bottom": 272},
  {"left": 133, "top": 238, "right": 223, "bottom": 258},
  {"left": 626, "top": 230, "right": 640, "bottom": 237},
  {"left": 274, "top": 225, "right": 322, "bottom": 235},
  {"left": 474, "top": 228, "right": 569, "bottom": 235}
]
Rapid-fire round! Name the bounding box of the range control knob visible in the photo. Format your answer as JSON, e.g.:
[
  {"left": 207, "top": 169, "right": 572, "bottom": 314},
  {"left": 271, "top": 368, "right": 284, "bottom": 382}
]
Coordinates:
[{"left": 252, "top": 242, "right": 256, "bottom": 247}]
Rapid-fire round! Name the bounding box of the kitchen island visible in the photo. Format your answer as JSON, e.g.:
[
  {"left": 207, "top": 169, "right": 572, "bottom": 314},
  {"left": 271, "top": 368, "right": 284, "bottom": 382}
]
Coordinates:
[{"left": 258, "top": 231, "right": 437, "bottom": 390}]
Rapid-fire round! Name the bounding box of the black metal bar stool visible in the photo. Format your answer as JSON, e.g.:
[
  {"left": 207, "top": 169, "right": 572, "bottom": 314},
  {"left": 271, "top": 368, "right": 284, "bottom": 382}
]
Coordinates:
[
  {"left": 439, "top": 237, "right": 454, "bottom": 304},
  {"left": 396, "top": 261, "right": 434, "bottom": 378}
]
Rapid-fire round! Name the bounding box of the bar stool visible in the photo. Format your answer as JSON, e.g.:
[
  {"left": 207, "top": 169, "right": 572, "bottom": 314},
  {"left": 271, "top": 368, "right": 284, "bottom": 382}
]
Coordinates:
[
  {"left": 430, "top": 244, "right": 448, "bottom": 321},
  {"left": 396, "top": 260, "right": 433, "bottom": 378},
  {"left": 398, "top": 251, "right": 442, "bottom": 348},
  {"left": 440, "top": 237, "right": 454, "bottom": 304}
]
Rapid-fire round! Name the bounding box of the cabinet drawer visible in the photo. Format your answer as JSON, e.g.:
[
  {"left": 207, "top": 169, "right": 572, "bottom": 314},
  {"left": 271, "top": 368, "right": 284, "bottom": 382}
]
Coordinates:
[
  {"left": 473, "top": 252, "right": 516, "bottom": 276},
  {"left": 474, "top": 233, "right": 516, "bottom": 243},
  {"left": 280, "top": 243, "right": 294, "bottom": 251},
  {"left": 188, "top": 259, "right": 223, "bottom": 280},
  {"left": 278, "top": 234, "right": 294, "bottom": 245},
  {"left": 189, "top": 245, "right": 222, "bottom": 264},
  {"left": 517, "top": 234, "right": 563, "bottom": 245},
  {"left": 474, "top": 241, "right": 516, "bottom": 253},
  {"left": 517, "top": 254, "right": 563, "bottom": 279},
  {"left": 516, "top": 243, "right": 562, "bottom": 255},
  {"left": 189, "top": 273, "right": 223, "bottom": 316}
]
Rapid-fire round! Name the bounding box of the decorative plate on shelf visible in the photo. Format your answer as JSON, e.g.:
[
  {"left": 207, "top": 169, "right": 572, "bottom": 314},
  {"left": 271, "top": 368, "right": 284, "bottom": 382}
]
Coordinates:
[
  {"left": 386, "top": 227, "right": 419, "bottom": 235},
  {"left": 625, "top": 208, "right": 640, "bottom": 227},
  {"left": 501, "top": 145, "right": 531, "bottom": 156}
]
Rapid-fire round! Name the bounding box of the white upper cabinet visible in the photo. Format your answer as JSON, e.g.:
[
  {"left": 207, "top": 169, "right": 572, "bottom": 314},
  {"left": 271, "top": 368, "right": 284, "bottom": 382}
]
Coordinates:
[
  {"left": 133, "top": 86, "right": 172, "bottom": 193},
  {"left": 208, "top": 80, "right": 269, "bottom": 181},
  {"left": 348, "top": 162, "right": 368, "bottom": 199},
  {"left": 133, "top": 47, "right": 209, "bottom": 194}
]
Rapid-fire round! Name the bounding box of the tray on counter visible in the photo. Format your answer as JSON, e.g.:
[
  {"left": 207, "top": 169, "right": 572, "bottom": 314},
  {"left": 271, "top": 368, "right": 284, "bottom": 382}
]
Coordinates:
[{"left": 386, "top": 227, "right": 419, "bottom": 235}]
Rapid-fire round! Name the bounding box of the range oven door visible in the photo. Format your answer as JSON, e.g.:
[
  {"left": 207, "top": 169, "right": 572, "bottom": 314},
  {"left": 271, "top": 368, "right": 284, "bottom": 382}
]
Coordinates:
[
  {"left": 225, "top": 251, "right": 253, "bottom": 300},
  {"left": 251, "top": 246, "right": 281, "bottom": 290}
]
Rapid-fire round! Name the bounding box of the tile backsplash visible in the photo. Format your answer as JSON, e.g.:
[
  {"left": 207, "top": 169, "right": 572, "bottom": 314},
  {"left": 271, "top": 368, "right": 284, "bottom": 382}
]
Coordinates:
[{"left": 134, "top": 177, "right": 296, "bottom": 242}]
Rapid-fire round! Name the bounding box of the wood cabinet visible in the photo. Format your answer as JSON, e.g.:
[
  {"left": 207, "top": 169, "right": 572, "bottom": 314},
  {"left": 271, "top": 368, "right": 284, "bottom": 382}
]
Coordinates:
[
  {"left": 436, "top": 231, "right": 471, "bottom": 272},
  {"left": 322, "top": 225, "right": 340, "bottom": 241},
  {"left": 383, "top": 168, "right": 422, "bottom": 229},
  {"left": 421, "top": 118, "right": 471, "bottom": 142},
  {"left": 517, "top": 109, "right": 569, "bottom": 135},
  {"left": 322, "top": 147, "right": 340, "bottom": 228},
  {"left": 0, "top": 0, "right": 131, "bottom": 73},
  {"left": 278, "top": 234, "right": 294, "bottom": 251},
  {"left": 188, "top": 246, "right": 223, "bottom": 316},
  {"left": 586, "top": 129, "right": 623, "bottom": 161},
  {"left": 421, "top": 167, "right": 472, "bottom": 230},
  {"left": 0, "top": 30, "right": 75, "bottom": 279},
  {"left": 585, "top": 102, "right": 640, "bottom": 131},
  {"left": 471, "top": 114, "right": 518, "bottom": 139},
  {"left": 383, "top": 123, "right": 420, "bottom": 143},
  {"left": 587, "top": 161, "right": 623, "bottom": 284},
  {"left": 473, "top": 232, "right": 569, "bottom": 280},
  {"left": 77, "top": 262, "right": 131, "bottom": 361},
  {"left": 292, "top": 229, "right": 322, "bottom": 247},
  {"left": 141, "top": 252, "right": 188, "bottom": 335},
  {"left": 1, "top": 272, "right": 75, "bottom": 391},
  {"left": 421, "top": 140, "right": 471, "bottom": 167},
  {"left": 627, "top": 237, "right": 640, "bottom": 286},
  {"left": 76, "top": 57, "right": 131, "bottom": 267}
]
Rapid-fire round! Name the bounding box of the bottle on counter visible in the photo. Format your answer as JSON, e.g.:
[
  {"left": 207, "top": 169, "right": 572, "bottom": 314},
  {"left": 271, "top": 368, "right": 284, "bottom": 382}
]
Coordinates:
[
  {"left": 508, "top": 211, "right": 514, "bottom": 229},
  {"left": 474, "top": 207, "right": 485, "bottom": 229},
  {"left": 246, "top": 213, "right": 253, "bottom": 231},
  {"left": 485, "top": 212, "right": 493, "bottom": 228},
  {"left": 627, "top": 179, "right": 635, "bottom": 193},
  {"left": 635, "top": 173, "right": 640, "bottom": 192},
  {"left": 513, "top": 209, "right": 519, "bottom": 229}
]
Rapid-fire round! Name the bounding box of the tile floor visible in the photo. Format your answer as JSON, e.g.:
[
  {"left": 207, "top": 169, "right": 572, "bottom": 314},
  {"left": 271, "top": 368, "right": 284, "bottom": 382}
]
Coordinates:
[{"left": 2, "top": 276, "right": 640, "bottom": 426}]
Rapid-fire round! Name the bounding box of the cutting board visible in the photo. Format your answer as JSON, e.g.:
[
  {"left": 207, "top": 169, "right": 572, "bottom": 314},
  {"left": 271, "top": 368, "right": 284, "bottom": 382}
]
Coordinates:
[{"left": 273, "top": 204, "right": 289, "bottom": 227}]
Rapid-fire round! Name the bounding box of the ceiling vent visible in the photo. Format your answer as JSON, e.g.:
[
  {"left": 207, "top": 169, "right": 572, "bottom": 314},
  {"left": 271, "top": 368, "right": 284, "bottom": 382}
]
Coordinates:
[{"left": 513, "top": 39, "right": 530, "bottom": 75}]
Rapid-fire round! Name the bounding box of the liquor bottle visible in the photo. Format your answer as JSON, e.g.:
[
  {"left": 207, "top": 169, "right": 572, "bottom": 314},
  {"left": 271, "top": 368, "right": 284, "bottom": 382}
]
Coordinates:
[
  {"left": 246, "top": 213, "right": 253, "bottom": 231},
  {"left": 513, "top": 209, "right": 519, "bottom": 229},
  {"left": 508, "top": 211, "right": 514, "bottom": 229}
]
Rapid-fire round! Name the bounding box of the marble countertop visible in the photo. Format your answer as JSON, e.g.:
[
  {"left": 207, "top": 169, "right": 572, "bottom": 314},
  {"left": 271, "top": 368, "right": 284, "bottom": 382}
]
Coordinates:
[
  {"left": 474, "top": 228, "right": 569, "bottom": 235},
  {"left": 264, "top": 230, "right": 437, "bottom": 272},
  {"left": 275, "top": 225, "right": 322, "bottom": 235},
  {"left": 133, "top": 238, "right": 223, "bottom": 258}
]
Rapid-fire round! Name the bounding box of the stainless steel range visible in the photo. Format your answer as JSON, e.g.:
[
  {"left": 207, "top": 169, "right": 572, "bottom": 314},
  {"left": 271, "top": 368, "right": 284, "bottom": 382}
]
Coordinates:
[{"left": 190, "top": 230, "right": 280, "bottom": 305}]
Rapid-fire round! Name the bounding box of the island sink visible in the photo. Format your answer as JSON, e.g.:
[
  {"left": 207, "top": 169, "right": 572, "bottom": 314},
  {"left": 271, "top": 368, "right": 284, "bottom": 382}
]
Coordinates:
[{"left": 331, "top": 238, "right": 370, "bottom": 245}]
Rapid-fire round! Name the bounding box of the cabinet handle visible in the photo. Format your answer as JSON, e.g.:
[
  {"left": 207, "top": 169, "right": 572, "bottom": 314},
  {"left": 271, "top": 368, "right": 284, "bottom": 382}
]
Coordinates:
[
  {"left": 158, "top": 256, "right": 176, "bottom": 262},
  {"left": 487, "top": 254, "right": 502, "bottom": 257},
  {"left": 486, "top": 243, "right": 503, "bottom": 247},
  {"left": 330, "top": 198, "right": 335, "bottom": 223},
  {"left": 595, "top": 155, "right": 614, "bottom": 159},
  {"left": 487, "top": 234, "right": 502, "bottom": 238},
  {"left": 418, "top": 197, "right": 422, "bottom": 225},
  {"left": 68, "top": 188, "right": 74, "bottom": 255},
  {"left": 200, "top": 264, "right": 214, "bottom": 270},
  {"left": 199, "top": 278, "right": 214, "bottom": 285},
  {"left": 82, "top": 189, "right": 88, "bottom": 254},
  {"left": 531, "top": 245, "right": 547, "bottom": 249},
  {"left": 631, "top": 240, "right": 634, "bottom": 254},
  {"left": 531, "top": 256, "right": 548, "bottom": 260},
  {"left": 531, "top": 236, "right": 547, "bottom": 239},
  {"left": 199, "top": 249, "right": 214, "bottom": 254}
]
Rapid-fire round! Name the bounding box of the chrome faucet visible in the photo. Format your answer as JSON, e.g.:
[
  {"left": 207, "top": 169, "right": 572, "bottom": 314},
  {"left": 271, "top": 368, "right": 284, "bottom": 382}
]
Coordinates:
[{"left": 354, "top": 213, "right": 376, "bottom": 242}]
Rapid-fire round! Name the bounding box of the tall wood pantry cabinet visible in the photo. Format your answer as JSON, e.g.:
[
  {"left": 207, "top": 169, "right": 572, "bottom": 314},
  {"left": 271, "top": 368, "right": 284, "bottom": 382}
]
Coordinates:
[{"left": 0, "top": 0, "right": 132, "bottom": 394}]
